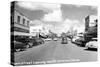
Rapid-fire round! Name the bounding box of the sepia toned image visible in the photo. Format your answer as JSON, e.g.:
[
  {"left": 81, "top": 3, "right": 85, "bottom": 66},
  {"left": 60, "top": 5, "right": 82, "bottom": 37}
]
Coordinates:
[{"left": 11, "top": 1, "right": 98, "bottom": 66}]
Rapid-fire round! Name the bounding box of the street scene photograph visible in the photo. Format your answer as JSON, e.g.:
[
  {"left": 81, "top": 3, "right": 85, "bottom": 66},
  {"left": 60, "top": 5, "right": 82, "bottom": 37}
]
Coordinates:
[{"left": 11, "top": 1, "right": 98, "bottom": 66}]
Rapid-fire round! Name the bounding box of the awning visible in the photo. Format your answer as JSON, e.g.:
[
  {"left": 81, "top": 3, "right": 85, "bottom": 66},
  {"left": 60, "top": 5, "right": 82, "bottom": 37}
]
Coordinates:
[{"left": 11, "top": 31, "right": 33, "bottom": 36}]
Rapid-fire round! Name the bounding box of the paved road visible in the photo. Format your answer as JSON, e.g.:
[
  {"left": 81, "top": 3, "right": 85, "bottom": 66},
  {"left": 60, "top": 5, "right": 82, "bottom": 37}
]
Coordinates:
[{"left": 14, "top": 39, "right": 97, "bottom": 65}]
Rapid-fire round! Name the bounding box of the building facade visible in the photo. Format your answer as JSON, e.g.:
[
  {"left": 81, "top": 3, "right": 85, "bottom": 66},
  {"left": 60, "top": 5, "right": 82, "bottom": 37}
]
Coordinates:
[
  {"left": 84, "top": 15, "right": 98, "bottom": 41},
  {"left": 11, "top": 2, "right": 31, "bottom": 36},
  {"left": 85, "top": 15, "right": 97, "bottom": 31},
  {"left": 30, "top": 20, "right": 49, "bottom": 37}
]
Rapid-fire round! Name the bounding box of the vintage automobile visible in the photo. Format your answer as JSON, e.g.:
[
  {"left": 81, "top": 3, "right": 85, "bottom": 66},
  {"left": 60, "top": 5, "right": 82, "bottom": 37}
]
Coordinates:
[
  {"left": 85, "top": 38, "right": 97, "bottom": 49},
  {"left": 12, "top": 35, "right": 30, "bottom": 52},
  {"left": 12, "top": 35, "right": 44, "bottom": 52},
  {"left": 71, "top": 36, "right": 85, "bottom": 47},
  {"left": 12, "top": 41, "right": 27, "bottom": 52},
  {"left": 27, "top": 38, "right": 45, "bottom": 47},
  {"left": 71, "top": 36, "right": 80, "bottom": 43},
  {"left": 36, "top": 38, "right": 45, "bottom": 44}
]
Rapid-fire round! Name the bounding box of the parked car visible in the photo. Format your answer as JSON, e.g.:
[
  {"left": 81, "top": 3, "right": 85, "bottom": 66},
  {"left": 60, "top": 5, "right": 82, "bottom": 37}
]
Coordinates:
[
  {"left": 13, "top": 41, "right": 27, "bottom": 52},
  {"left": 72, "top": 36, "right": 80, "bottom": 43},
  {"left": 61, "top": 37, "right": 68, "bottom": 44},
  {"left": 14, "top": 35, "right": 30, "bottom": 48},
  {"left": 13, "top": 35, "right": 45, "bottom": 51},
  {"left": 14, "top": 35, "right": 29, "bottom": 44},
  {"left": 85, "top": 38, "right": 97, "bottom": 49},
  {"left": 36, "top": 38, "right": 45, "bottom": 44},
  {"left": 71, "top": 36, "right": 85, "bottom": 46},
  {"left": 27, "top": 38, "right": 45, "bottom": 47}
]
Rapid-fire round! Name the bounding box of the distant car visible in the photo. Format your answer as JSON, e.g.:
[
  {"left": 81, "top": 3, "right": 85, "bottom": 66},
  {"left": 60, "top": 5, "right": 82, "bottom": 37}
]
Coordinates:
[
  {"left": 85, "top": 38, "right": 97, "bottom": 49},
  {"left": 53, "top": 38, "right": 58, "bottom": 41},
  {"left": 61, "top": 37, "right": 68, "bottom": 44},
  {"left": 44, "top": 38, "right": 52, "bottom": 41}
]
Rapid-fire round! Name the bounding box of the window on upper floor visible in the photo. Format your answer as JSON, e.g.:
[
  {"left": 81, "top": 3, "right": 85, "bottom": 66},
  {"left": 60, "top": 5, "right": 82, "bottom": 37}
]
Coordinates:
[
  {"left": 23, "top": 18, "right": 25, "bottom": 25},
  {"left": 17, "top": 16, "right": 20, "bottom": 23},
  {"left": 27, "top": 21, "right": 29, "bottom": 26}
]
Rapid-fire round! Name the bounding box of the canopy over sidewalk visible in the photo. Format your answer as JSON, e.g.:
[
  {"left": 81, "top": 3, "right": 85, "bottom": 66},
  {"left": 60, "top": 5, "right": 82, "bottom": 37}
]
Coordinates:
[{"left": 11, "top": 31, "right": 34, "bottom": 36}]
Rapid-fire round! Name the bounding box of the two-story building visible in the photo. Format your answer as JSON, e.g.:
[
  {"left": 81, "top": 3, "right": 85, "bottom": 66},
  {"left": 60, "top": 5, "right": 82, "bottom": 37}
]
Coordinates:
[{"left": 11, "top": 3, "right": 31, "bottom": 37}]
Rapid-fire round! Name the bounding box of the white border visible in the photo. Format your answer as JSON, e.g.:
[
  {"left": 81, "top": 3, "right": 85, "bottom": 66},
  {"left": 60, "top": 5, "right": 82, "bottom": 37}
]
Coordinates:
[{"left": 0, "top": 0, "right": 99, "bottom": 67}]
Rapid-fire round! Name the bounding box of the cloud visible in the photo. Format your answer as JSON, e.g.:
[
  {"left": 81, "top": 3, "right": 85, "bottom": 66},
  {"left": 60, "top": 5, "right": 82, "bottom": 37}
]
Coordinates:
[
  {"left": 45, "top": 18, "right": 82, "bottom": 34},
  {"left": 43, "top": 18, "right": 85, "bottom": 35},
  {"left": 17, "top": 1, "right": 63, "bottom": 22},
  {"left": 30, "top": 20, "right": 43, "bottom": 26},
  {"left": 77, "top": 25, "right": 85, "bottom": 33},
  {"left": 16, "top": 2, "right": 60, "bottom": 12},
  {"left": 62, "top": 19, "right": 80, "bottom": 30},
  {"left": 91, "top": 6, "right": 97, "bottom": 10},
  {"left": 17, "top": 2, "right": 85, "bottom": 34},
  {"left": 41, "top": 3, "right": 63, "bottom": 22},
  {"left": 17, "top": 2, "right": 38, "bottom": 10},
  {"left": 42, "top": 9, "right": 63, "bottom": 22},
  {"left": 54, "top": 19, "right": 84, "bottom": 34},
  {"left": 30, "top": 19, "right": 85, "bottom": 35},
  {"left": 75, "top": 4, "right": 84, "bottom": 8}
]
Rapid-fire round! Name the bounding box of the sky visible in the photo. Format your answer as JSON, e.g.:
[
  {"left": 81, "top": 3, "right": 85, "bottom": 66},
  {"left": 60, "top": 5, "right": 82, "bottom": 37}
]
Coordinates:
[{"left": 15, "top": 1, "right": 97, "bottom": 34}]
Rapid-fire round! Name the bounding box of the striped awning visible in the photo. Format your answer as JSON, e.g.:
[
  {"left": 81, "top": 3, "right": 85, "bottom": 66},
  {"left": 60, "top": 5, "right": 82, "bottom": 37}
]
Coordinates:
[{"left": 11, "top": 31, "right": 33, "bottom": 36}]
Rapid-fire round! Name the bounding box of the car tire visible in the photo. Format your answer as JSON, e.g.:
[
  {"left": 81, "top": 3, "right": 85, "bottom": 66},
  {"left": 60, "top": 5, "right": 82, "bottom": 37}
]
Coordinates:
[
  {"left": 26, "top": 45, "right": 30, "bottom": 48},
  {"left": 28, "top": 43, "right": 33, "bottom": 47}
]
